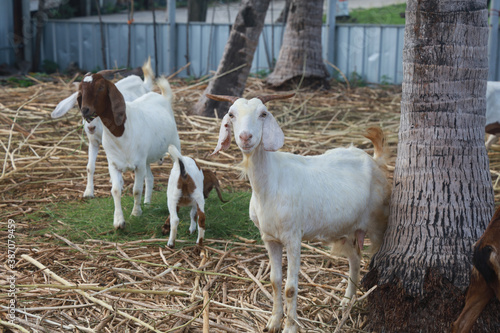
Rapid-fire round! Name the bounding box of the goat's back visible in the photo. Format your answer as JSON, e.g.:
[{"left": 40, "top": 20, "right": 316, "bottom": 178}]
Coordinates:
[
  {"left": 252, "top": 147, "right": 389, "bottom": 244},
  {"left": 102, "top": 92, "right": 180, "bottom": 167}
]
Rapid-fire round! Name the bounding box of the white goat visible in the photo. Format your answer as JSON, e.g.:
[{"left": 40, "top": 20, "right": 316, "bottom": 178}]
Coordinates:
[
  {"left": 51, "top": 58, "right": 155, "bottom": 197},
  {"left": 163, "top": 144, "right": 206, "bottom": 248},
  {"left": 208, "top": 93, "right": 390, "bottom": 333},
  {"left": 485, "top": 81, "right": 500, "bottom": 149},
  {"left": 78, "top": 73, "right": 180, "bottom": 229}
]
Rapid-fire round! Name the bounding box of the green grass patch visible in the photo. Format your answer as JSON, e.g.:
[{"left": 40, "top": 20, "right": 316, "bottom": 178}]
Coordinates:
[
  {"left": 341, "top": 3, "right": 406, "bottom": 25},
  {"left": 29, "top": 189, "right": 259, "bottom": 247}
]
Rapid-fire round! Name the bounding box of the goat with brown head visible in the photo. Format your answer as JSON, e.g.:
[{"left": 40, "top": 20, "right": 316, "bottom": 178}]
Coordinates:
[
  {"left": 75, "top": 74, "right": 181, "bottom": 230},
  {"left": 78, "top": 72, "right": 127, "bottom": 137}
]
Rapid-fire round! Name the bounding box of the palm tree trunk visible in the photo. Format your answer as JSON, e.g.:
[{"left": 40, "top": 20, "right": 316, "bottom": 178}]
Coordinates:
[
  {"left": 266, "top": 0, "right": 328, "bottom": 88},
  {"left": 363, "top": 0, "right": 500, "bottom": 331},
  {"left": 192, "top": 0, "right": 271, "bottom": 117}
]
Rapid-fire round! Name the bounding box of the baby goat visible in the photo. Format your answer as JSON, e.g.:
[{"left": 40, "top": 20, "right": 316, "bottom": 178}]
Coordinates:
[
  {"left": 163, "top": 145, "right": 227, "bottom": 248},
  {"left": 51, "top": 58, "right": 155, "bottom": 197},
  {"left": 452, "top": 206, "right": 500, "bottom": 333},
  {"left": 78, "top": 73, "right": 180, "bottom": 229},
  {"left": 208, "top": 93, "right": 390, "bottom": 333}
]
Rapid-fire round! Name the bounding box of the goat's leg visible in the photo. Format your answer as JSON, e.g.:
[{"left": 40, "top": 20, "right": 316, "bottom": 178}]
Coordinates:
[
  {"left": 452, "top": 268, "right": 493, "bottom": 333},
  {"left": 144, "top": 164, "right": 154, "bottom": 204},
  {"left": 166, "top": 199, "right": 180, "bottom": 248},
  {"left": 131, "top": 165, "right": 146, "bottom": 216},
  {"left": 189, "top": 205, "right": 198, "bottom": 235},
  {"left": 264, "top": 240, "right": 284, "bottom": 333},
  {"left": 283, "top": 239, "right": 301, "bottom": 333},
  {"left": 195, "top": 204, "right": 206, "bottom": 246},
  {"left": 108, "top": 165, "right": 125, "bottom": 229},
  {"left": 341, "top": 243, "right": 361, "bottom": 308},
  {"left": 84, "top": 139, "right": 99, "bottom": 198}
]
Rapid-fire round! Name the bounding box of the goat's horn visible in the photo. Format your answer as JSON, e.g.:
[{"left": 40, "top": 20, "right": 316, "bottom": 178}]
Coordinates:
[
  {"left": 96, "top": 68, "right": 127, "bottom": 78},
  {"left": 206, "top": 94, "right": 240, "bottom": 104},
  {"left": 257, "top": 93, "right": 295, "bottom": 104}
]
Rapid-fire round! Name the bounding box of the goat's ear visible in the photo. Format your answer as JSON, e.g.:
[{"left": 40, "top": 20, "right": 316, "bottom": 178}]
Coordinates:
[
  {"left": 107, "top": 81, "right": 126, "bottom": 126},
  {"left": 262, "top": 112, "right": 284, "bottom": 151},
  {"left": 211, "top": 113, "right": 232, "bottom": 155},
  {"left": 77, "top": 91, "right": 82, "bottom": 110},
  {"left": 52, "top": 92, "right": 79, "bottom": 118}
]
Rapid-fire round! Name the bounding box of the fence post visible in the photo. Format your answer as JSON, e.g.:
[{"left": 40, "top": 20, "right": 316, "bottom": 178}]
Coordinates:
[
  {"left": 167, "top": 0, "right": 176, "bottom": 75},
  {"left": 326, "top": 0, "right": 337, "bottom": 76},
  {"left": 489, "top": 0, "right": 500, "bottom": 81}
]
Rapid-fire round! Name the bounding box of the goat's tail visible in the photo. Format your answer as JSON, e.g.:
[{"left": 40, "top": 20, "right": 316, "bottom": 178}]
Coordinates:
[
  {"left": 168, "top": 144, "right": 187, "bottom": 178},
  {"left": 157, "top": 77, "right": 173, "bottom": 104},
  {"left": 364, "top": 127, "right": 389, "bottom": 164},
  {"left": 142, "top": 56, "right": 155, "bottom": 92}
]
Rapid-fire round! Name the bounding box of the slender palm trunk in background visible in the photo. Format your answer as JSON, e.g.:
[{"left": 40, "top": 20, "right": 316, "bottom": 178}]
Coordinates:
[
  {"left": 193, "top": 0, "right": 271, "bottom": 117},
  {"left": 266, "top": 0, "right": 328, "bottom": 88}
]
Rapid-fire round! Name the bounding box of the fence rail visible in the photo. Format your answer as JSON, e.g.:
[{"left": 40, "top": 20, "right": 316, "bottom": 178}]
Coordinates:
[{"left": 39, "top": 20, "right": 405, "bottom": 84}]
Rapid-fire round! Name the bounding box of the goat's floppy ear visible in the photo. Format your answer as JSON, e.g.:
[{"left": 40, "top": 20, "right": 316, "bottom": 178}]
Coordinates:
[
  {"left": 262, "top": 112, "right": 284, "bottom": 151},
  {"left": 52, "top": 92, "right": 79, "bottom": 118},
  {"left": 107, "top": 81, "right": 126, "bottom": 126},
  {"left": 211, "top": 113, "right": 232, "bottom": 155}
]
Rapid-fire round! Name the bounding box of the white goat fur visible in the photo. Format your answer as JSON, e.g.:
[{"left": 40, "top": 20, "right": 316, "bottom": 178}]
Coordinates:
[
  {"left": 485, "top": 81, "right": 500, "bottom": 148},
  {"left": 166, "top": 144, "right": 205, "bottom": 248},
  {"left": 211, "top": 96, "right": 390, "bottom": 333},
  {"left": 80, "top": 75, "right": 180, "bottom": 229},
  {"left": 51, "top": 59, "right": 155, "bottom": 197}
]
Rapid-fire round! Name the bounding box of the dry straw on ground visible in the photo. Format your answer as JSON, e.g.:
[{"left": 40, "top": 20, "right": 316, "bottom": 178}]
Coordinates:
[{"left": 0, "top": 74, "right": 498, "bottom": 332}]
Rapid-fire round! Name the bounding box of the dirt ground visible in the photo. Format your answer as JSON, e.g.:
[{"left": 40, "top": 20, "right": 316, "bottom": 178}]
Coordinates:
[{"left": 0, "top": 75, "right": 497, "bottom": 332}]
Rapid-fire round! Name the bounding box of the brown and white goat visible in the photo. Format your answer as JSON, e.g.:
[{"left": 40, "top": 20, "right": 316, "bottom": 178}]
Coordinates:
[
  {"left": 163, "top": 145, "right": 227, "bottom": 248},
  {"left": 78, "top": 74, "right": 180, "bottom": 229},
  {"left": 452, "top": 206, "right": 500, "bottom": 333}
]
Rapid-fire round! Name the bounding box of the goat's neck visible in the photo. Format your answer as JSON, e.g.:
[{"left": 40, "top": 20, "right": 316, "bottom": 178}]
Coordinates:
[{"left": 241, "top": 145, "right": 273, "bottom": 194}]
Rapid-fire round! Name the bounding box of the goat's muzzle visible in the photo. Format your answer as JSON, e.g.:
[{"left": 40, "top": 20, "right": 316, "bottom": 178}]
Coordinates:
[{"left": 81, "top": 106, "right": 97, "bottom": 123}]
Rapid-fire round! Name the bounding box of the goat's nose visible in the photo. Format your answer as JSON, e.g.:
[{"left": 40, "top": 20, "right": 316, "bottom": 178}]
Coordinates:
[
  {"left": 239, "top": 132, "right": 253, "bottom": 142},
  {"left": 81, "top": 106, "right": 90, "bottom": 117}
]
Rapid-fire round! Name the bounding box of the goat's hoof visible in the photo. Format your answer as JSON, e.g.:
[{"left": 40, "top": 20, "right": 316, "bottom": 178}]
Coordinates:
[
  {"left": 340, "top": 297, "right": 350, "bottom": 309},
  {"left": 196, "top": 238, "right": 204, "bottom": 247},
  {"left": 114, "top": 221, "right": 126, "bottom": 230},
  {"left": 264, "top": 314, "right": 282, "bottom": 333},
  {"left": 83, "top": 191, "right": 94, "bottom": 198},
  {"left": 131, "top": 208, "right": 142, "bottom": 217},
  {"left": 167, "top": 241, "right": 175, "bottom": 249}
]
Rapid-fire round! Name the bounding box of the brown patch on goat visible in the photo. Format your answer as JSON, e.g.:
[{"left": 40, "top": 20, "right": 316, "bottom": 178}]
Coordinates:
[
  {"left": 162, "top": 207, "right": 180, "bottom": 236},
  {"left": 203, "top": 169, "right": 228, "bottom": 202},
  {"left": 285, "top": 286, "right": 295, "bottom": 299},
  {"left": 486, "top": 122, "right": 500, "bottom": 135},
  {"left": 452, "top": 206, "right": 500, "bottom": 332},
  {"left": 162, "top": 216, "right": 171, "bottom": 235},
  {"left": 197, "top": 205, "right": 206, "bottom": 229},
  {"left": 176, "top": 173, "right": 196, "bottom": 206},
  {"left": 363, "top": 127, "right": 386, "bottom": 160},
  {"left": 78, "top": 74, "right": 126, "bottom": 137}
]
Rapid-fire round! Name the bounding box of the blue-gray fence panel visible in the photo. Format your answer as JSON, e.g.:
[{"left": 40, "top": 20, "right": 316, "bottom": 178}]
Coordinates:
[
  {"left": 0, "top": 0, "right": 15, "bottom": 65},
  {"left": 40, "top": 20, "right": 406, "bottom": 84}
]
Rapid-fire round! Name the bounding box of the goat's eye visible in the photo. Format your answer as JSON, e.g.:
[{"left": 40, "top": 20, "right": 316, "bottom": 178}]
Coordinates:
[
  {"left": 97, "top": 85, "right": 104, "bottom": 92},
  {"left": 260, "top": 112, "right": 267, "bottom": 118},
  {"left": 228, "top": 113, "right": 234, "bottom": 119}
]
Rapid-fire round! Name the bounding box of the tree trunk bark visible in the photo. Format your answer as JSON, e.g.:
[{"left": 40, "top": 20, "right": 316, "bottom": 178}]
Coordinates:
[
  {"left": 363, "top": 0, "right": 500, "bottom": 331},
  {"left": 266, "top": 0, "right": 328, "bottom": 88},
  {"left": 192, "top": 0, "right": 271, "bottom": 117},
  {"left": 33, "top": 0, "right": 46, "bottom": 72},
  {"left": 188, "top": 0, "right": 208, "bottom": 22}
]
